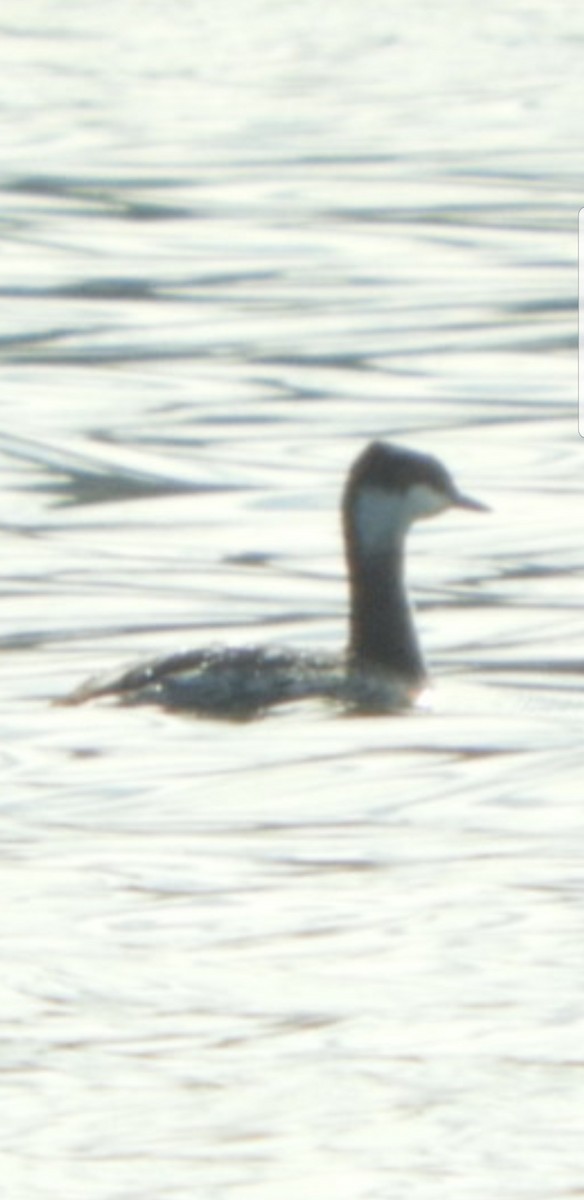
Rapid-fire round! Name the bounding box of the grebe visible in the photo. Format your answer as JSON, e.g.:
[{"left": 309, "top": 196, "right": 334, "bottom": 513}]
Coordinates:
[{"left": 63, "top": 441, "right": 487, "bottom": 717}]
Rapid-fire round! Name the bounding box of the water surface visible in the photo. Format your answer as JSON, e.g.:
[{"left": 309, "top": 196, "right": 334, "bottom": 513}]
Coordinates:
[{"left": 0, "top": 2, "right": 583, "bottom": 1197}]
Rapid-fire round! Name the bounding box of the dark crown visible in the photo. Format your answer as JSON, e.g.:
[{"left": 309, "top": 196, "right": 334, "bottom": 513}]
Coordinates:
[{"left": 345, "top": 441, "right": 456, "bottom": 500}]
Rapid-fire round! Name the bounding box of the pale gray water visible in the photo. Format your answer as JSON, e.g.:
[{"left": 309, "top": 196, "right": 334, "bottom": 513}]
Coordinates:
[{"left": 0, "top": 1, "right": 583, "bottom": 1197}]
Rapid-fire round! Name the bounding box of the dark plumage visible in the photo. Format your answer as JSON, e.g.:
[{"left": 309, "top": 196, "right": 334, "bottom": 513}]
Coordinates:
[{"left": 62, "top": 441, "right": 487, "bottom": 718}]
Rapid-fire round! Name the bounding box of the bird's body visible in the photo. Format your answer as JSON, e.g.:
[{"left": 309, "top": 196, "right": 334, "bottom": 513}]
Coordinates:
[{"left": 64, "top": 441, "right": 486, "bottom": 718}]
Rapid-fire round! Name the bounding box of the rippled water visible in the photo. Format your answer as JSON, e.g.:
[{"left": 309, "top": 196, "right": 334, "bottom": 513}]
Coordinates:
[{"left": 1, "top": 1, "right": 583, "bottom": 1197}]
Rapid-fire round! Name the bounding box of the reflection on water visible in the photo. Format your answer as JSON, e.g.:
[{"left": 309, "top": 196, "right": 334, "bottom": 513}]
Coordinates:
[{"left": 0, "top": 0, "right": 583, "bottom": 1196}]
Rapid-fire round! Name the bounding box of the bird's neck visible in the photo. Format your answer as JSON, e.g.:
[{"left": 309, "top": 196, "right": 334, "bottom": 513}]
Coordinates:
[{"left": 345, "top": 537, "right": 426, "bottom": 684}]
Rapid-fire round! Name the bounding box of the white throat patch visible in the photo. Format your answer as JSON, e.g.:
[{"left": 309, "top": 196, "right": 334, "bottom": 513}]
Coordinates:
[{"left": 352, "top": 484, "right": 450, "bottom": 553}]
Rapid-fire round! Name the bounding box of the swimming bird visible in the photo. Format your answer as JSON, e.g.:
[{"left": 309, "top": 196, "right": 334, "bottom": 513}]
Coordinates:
[{"left": 63, "top": 441, "right": 487, "bottom": 717}]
